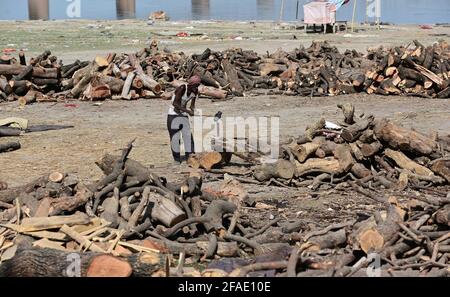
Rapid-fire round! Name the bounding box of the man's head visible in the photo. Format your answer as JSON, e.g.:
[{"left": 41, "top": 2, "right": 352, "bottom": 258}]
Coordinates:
[{"left": 187, "top": 75, "right": 201, "bottom": 88}]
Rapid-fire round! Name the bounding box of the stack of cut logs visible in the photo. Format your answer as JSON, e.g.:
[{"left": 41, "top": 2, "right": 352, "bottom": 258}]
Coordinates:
[
  {"left": 0, "top": 134, "right": 449, "bottom": 276},
  {"left": 1, "top": 39, "right": 449, "bottom": 104},
  {"left": 249, "top": 103, "right": 450, "bottom": 191}
]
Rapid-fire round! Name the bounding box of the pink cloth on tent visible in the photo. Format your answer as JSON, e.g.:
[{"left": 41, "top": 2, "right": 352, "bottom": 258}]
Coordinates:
[{"left": 303, "top": 2, "right": 336, "bottom": 24}]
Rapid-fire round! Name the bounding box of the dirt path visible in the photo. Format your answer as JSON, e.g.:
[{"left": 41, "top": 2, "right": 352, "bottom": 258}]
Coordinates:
[{"left": 1, "top": 94, "right": 449, "bottom": 187}]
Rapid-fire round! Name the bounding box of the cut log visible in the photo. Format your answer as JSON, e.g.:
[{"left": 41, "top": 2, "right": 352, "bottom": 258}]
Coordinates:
[
  {"left": 349, "top": 141, "right": 365, "bottom": 161},
  {"left": 0, "top": 248, "right": 164, "bottom": 277},
  {"left": 3, "top": 212, "right": 91, "bottom": 232},
  {"left": 121, "top": 71, "right": 136, "bottom": 99},
  {"left": 302, "top": 229, "right": 347, "bottom": 252},
  {"left": 187, "top": 152, "right": 231, "bottom": 170},
  {"left": 435, "top": 204, "right": 450, "bottom": 226},
  {"left": 341, "top": 116, "right": 374, "bottom": 143},
  {"left": 0, "top": 64, "right": 59, "bottom": 79},
  {"left": 305, "top": 118, "right": 326, "bottom": 141},
  {"left": 290, "top": 142, "right": 320, "bottom": 163},
  {"left": 0, "top": 76, "right": 12, "bottom": 94},
  {"left": 360, "top": 141, "right": 383, "bottom": 158},
  {"left": 259, "top": 63, "right": 287, "bottom": 76},
  {"left": 99, "top": 188, "right": 120, "bottom": 228},
  {"left": 253, "top": 159, "right": 295, "bottom": 181},
  {"left": 97, "top": 75, "right": 124, "bottom": 93},
  {"left": 358, "top": 129, "right": 375, "bottom": 143},
  {"left": 0, "top": 141, "right": 21, "bottom": 153},
  {"left": 384, "top": 149, "right": 434, "bottom": 176},
  {"left": 430, "top": 160, "right": 450, "bottom": 183},
  {"left": 374, "top": 119, "right": 437, "bottom": 155},
  {"left": 317, "top": 141, "right": 337, "bottom": 158},
  {"left": 295, "top": 157, "right": 341, "bottom": 177},
  {"left": 87, "top": 255, "right": 132, "bottom": 277},
  {"left": 351, "top": 163, "right": 372, "bottom": 178},
  {"left": 150, "top": 193, "right": 186, "bottom": 227},
  {"left": 222, "top": 58, "right": 243, "bottom": 96},
  {"left": 18, "top": 89, "right": 39, "bottom": 106},
  {"left": 96, "top": 154, "right": 150, "bottom": 180},
  {"left": 198, "top": 85, "right": 227, "bottom": 99},
  {"left": 0, "top": 175, "right": 48, "bottom": 203},
  {"left": 333, "top": 144, "right": 355, "bottom": 174},
  {"left": 337, "top": 103, "right": 355, "bottom": 125},
  {"left": 48, "top": 172, "right": 64, "bottom": 183}
]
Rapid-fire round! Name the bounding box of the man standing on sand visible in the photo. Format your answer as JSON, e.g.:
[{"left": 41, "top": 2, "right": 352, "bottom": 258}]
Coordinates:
[{"left": 167, "top": 75, "right": 201, "bottom": 164}]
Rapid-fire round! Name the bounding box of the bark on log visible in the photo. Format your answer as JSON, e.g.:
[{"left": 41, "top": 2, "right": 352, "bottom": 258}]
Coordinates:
[
  {"left": 360, "top": 141, "right": 383, "bottom": 157},
  {"left": 430, "top": 160, "right": 450, "bottom": 183},
  {"left": 198, "top": 85, "right": 227, "bottom": 99},
  {"left": 303, "top": 229, "right": 347, "bottom": 252},
  {"left": 150, "top": 194, "right": 186, "bottom": 227},
  {"left": 0, "top": 64, "right": 59, "bottom": 79},
  {"left": 0, "top": 141, "right": 21, "bottom": 153},
  {"left": 222, "top": 58, "right": 243, "bottom": 96},
  {"left": 337, "top": 103, "right": 355, "bottom": 125},
  {"left": 290, "top": 142, "right": 320, "bottom": 163},
  {"left": 341, "top": 116, "right": 374, "bottom": 143},
  {"left": 0, "top": 247, "right": 164, "bottom": 277},
  {"left": 253, "top": 159, "right": 296, "bottom": 181},
  {"left": 187, "top": 152, "right": 231, "bottom": 170},
  {"left": 0, "top": 175, "right": 48, "bottom": 203},
  {"left": 384, "top": 149, "right": 434, "bottom": 176},
  {"left": 374, "top": 119, "right": 437, "bottom": 156},
  {"left": 333, "top": 144, "right": 355, "bottom": 174},
  {"left": 295, "top": 158, "right": 341, "bottom": 177}
]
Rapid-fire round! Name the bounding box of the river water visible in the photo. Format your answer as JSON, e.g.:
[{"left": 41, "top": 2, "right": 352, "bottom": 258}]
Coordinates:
[{"left": 1, "top": 0, "right": 450, "bottom": 25}]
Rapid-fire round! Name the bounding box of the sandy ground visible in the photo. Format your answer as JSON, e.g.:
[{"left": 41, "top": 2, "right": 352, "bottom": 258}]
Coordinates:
[
  {"left": 1, "top": 94, "right": 449, "bottom": 188},
  {"left": 1, "top": 20, "right": 450, "bottom": 221},
  {"left": 1, "top": 20, "right": 450, "bottom": 62}
]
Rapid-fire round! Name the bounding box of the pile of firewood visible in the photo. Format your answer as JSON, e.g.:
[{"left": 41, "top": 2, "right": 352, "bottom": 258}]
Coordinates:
[
  {"left": 240, "top": 103, "right": 450, "bottom": 194},
  {"left": 187, "top": 104, "right": 450, "bottom": 190},
  {"left": 1, "top": 40, "right": 449, "bottom": 104},
  {"left": 0, "top": 140, "right": 253, "bottom": 276},
  {"left": 363, "top": 40, "right": 450, "bottom": 98},
  {"left": 0, "top": 133, "right": 449, "bottom": 276},
  {"left": 0, "top": 50, "right": 63, "bottom": 104}
]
